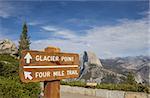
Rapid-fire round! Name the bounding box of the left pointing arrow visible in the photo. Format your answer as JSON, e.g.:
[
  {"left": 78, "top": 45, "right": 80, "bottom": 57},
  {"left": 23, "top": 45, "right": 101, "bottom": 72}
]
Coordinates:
[
  {"left": 24, "top": 52, "right": 32, "bottom": 64},
  {"left": 24, "top": 71, "right": 33, "bottom": 80}
]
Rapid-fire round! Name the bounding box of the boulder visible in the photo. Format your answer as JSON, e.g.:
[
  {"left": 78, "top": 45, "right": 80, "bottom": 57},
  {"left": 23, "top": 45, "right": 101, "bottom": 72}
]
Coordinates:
[{"left": 0, "top": 39, "right": 18, "bottom": 55}]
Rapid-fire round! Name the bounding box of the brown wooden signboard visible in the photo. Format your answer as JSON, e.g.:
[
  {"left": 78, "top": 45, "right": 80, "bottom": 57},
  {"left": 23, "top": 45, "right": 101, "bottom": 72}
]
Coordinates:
[{"left": 19, "top": 50, "right": 80, "bottom": 83}]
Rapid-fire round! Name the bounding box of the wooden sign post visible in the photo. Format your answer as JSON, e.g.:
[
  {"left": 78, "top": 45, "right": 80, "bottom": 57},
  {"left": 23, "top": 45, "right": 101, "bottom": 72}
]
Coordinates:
[
  {"left": 44, "top": 47, "right": 60, "bottom": 98},
  {"left": 19, "top": 46, "right": 80, "bottom": 98}
]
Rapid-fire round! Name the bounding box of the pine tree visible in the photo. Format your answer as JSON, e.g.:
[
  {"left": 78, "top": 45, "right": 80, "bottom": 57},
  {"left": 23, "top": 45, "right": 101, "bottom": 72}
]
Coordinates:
[
  {"left": 125, "top": 72, "right": 137, "bottom": 85},
  {"left": 18, "top": 23, "right": 30, "bottom": 57}
]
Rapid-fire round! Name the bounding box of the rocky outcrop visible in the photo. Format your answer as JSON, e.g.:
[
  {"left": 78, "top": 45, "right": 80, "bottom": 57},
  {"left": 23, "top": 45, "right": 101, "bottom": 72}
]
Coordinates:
[
  {"left": 80, "top": 51, "right": 102, "bottom": 70},
  {"left": 0, "top": 39, "right": 18, "bottom": 55},
  {"left": 79, "top": 51, "right": 103, "bottom": 78},
  {"left": 78, "top": 51, "right": 124, "bottom": 83},
  {"left": 86, "top": 51, "right": 103, "bottom": 67}
]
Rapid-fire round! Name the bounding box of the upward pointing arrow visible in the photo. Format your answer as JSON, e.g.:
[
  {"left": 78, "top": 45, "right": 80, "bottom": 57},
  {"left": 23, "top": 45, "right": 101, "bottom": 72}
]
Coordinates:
[{"left": 24, "top": 52, "right": 32, "bottom": 64}]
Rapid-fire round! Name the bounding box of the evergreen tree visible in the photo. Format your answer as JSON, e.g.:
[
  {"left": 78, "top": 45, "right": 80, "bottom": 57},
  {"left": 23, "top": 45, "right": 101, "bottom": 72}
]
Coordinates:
[
  {"left": 18, "top": 23, "right": 30, "bottom": 57},
  {"left": 124, "top": 72, "right": 137, "bottom": 85}
]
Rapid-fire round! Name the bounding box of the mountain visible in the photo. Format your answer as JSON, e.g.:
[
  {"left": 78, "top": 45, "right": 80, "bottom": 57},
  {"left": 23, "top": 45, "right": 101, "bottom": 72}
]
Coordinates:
[
  {"left": 78, "top": 51, "right": 125, "bottom": 83},
  {"left": 78, "top": 51, "right": 149, "bottom": 85},
  {"left": 101, "top": 56, "right": 150, "bottom": 85}
]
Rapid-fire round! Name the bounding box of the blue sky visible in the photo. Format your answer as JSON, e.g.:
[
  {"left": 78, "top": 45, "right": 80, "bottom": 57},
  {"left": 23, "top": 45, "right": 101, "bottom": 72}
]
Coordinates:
[{"left": 0, "top": 1, "right": 149, "bottom": 58}]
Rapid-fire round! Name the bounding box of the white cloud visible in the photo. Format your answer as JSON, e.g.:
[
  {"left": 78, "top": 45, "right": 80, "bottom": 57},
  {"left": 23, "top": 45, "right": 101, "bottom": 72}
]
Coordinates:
[
  {"left": 28, "top": 21, "right": 41, "bottom": 26},
  {"left": 41, "top": 25, "right": 77, "bottom": 39},
  {"left": 0, "top": 2, "right": 31, "bottom": 18},
  {"left": 31, "top": 39, "right": 85, "bottom": 53},
  {"left": 42, "top": 26, "right": 59, "bottom": 32},
  {"left": 31, "top": 18, "right": 149, "bottom": 58},
  {"left": 0, "top": 3, "right": 15, "bottom": 18},
  {"left": 83, "top": 18, "right": 149, "bottom": 58}
]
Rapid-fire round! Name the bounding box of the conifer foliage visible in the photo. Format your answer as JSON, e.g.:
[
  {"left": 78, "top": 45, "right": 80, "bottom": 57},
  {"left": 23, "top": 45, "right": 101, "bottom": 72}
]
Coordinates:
[{"left": 18, "top": 23, "right": 30, "bottom": 57}]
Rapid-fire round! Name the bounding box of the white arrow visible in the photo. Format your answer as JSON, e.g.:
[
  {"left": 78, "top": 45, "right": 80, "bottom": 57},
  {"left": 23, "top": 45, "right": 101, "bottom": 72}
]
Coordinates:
[
  {"left": 24, "top": 71, "right": 33, "bottom": 80},
  {"left": 24, "top": 52, "right": 32, "bottom": 64}
]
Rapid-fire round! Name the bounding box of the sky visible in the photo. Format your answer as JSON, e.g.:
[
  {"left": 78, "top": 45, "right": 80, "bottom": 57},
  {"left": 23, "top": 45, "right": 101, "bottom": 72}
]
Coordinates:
[{"left": 0, "top": 1, "right": 149, "bottom": 58}]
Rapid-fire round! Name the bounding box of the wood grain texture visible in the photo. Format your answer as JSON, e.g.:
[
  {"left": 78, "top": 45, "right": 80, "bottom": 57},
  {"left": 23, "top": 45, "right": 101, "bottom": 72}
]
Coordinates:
[
  {"left": 44, "top": 47, "right": 60, "bottom": 98},
  {"left": 19, "top": 46, "right": 80, "bottom": 98},
  {"left": 19, "top": 49, "right": 80, "bottom": 83}
]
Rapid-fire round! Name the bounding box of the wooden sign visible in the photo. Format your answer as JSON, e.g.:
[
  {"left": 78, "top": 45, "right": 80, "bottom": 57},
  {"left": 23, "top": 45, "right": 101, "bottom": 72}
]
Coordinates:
[{"left": 19, "top": 50, "right": 80, "bottom": 83}]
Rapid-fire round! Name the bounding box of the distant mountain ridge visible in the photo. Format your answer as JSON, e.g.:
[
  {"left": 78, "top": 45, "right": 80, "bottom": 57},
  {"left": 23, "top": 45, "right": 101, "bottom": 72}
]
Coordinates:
[
  {"left": 79, "top": 51, "right": 126, "bottom": 83},
  {"left": 101, "top": 56, "right": 150, "bottom": 70},
  {"left": 79, "top": 51, "right": 149, "bottom": 85},
  {"left": 101, "top": 55, "right": 150, "bottom": 84}
]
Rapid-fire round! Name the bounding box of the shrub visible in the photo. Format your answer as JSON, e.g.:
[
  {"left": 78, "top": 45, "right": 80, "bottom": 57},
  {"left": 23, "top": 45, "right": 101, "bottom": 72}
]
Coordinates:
[
  {"left": 0, "top": 54, "right": 40, "bottom": 98},
  {"left": 96, "top": 83, "right": 149, "bottom": 93},
  {"left": 61, "top": 80, "right": 86, "bottom": 87}
]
